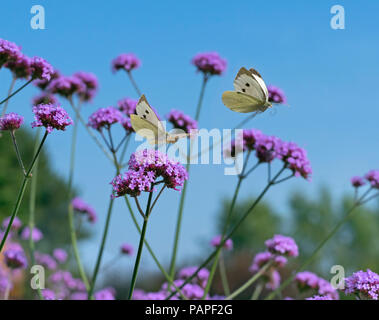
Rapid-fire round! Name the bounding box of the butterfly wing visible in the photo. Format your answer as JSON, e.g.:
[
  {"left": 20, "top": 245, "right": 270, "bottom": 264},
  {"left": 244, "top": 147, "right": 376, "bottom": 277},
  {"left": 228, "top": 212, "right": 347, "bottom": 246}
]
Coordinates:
[
  {"left": 130, "top": 114, "right": 160, "bottom": 145},
  {"left": 166, "top": 132, "right": 190, "bottom": 144},
  {"left": 222, "top": 91, "right": 267, "bottom": 113},
  {"left": 135, "top": 95, "right": 166, "bottom": 133}
]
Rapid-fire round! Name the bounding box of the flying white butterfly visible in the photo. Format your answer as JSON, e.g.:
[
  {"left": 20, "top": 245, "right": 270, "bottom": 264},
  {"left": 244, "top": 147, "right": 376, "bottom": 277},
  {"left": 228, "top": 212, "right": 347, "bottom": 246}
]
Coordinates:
[
  {"left": 130, "top": 95, "right": 191, "bottom": 145},
  {"left": 222, "top": 67, "right": 272, "bottom": 114}
]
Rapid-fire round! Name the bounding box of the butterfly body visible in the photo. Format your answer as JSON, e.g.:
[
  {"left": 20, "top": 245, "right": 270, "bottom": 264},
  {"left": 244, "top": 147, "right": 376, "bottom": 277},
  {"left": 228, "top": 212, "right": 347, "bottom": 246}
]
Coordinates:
[
  {"left": 130, "top": 95, "right": 190, "bottom": 145},
  {"left": 222, "top": 67, "right": 271, "bottom": 113}
]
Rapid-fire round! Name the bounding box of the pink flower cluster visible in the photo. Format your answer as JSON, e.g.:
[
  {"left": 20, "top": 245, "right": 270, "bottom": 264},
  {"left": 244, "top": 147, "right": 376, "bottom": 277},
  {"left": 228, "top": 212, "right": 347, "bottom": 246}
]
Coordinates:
[
  {"left": 267, "top": 85, "right": 287, "bottom": 104},
  {"left": 31, "top": 104, "right": 73, "bottom": 133},
  {"left": 166, "top": 109, "right": 198, "bottom": 134},
  {"left": 344, "top": 269, "right": 379, "bottom": 300},
  {"left": 71, "top": 197, "right": 97, "bottom": 223},
  {"left": 191, "top": 52, "right": 227, "bottom": 76},
  {"left": 87, "top": 107, "right": 124, "bottom": 131},
  {"left": 111, "top": 149, "right": 188, "bottom": 198},
  {"left": 112, "top": 53, "right": 141, "bottom": 72},
  {"left": 0, "top": 113, "right": 24, "bottom": 131},
  {"left": 295, "top": 271, "right": 339, "bottom": 300}
]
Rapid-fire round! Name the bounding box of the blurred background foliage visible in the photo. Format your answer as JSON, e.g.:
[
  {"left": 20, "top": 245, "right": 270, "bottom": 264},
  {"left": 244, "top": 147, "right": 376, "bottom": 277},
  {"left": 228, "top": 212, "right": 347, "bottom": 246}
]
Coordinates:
[{"left": 0, "top": 128, "right": 90, "bottom": 253}]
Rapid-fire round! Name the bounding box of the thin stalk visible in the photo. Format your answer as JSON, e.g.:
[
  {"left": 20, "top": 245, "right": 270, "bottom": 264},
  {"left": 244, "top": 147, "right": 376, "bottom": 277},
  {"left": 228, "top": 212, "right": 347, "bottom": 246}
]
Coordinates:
[
  {"left": 0, "top": 78, "right": 34, "bottom": 106},
  {"left": 1, "top": 77, "right": 16, "bottom": 116},
  {"left": 28, "top": 128, "right": 43, "bottom": 300},
  {"left": 168, "top": 74, "right": 209, "bottom": 280},
  {"left": 251, "top": 282, "right": 263, "bottom": 300},
  {"left": 202, "top": 151, "right": 251, "bottom": 298},
  {"left": 226, "top": 262, "right": 272, "bottom": 300},
  {"left": 127, "top": 191, "right": 154, "bottom": 300},
  {"left": 10, "top": 130, "right": 26, "bottom": 176},
  {"left": 126, "top": 71, "right": 142, "bottom": 96},
  {"left": 219, "top": 253, "right": 230, "bottom": 296},
  {"left": 0, "top": 130, "right": 48, "bottom": 252},
  {"left": 166, "top": 166, "right": 286, "bottom": 299}
]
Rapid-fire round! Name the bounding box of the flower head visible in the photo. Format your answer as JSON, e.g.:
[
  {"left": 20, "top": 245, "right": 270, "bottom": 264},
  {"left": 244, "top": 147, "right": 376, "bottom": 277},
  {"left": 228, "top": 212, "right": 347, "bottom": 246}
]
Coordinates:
[
  {"left": 365, "top": 170, "right": 379, "bottom": 189},
  {"left": 166, "top": 109, "right": 197, "bottom": 133},
  {"left": 210, "top": 235, "right": 233, "bottom": 251},
  {"left": 48, "top": 75, "right": 85, "bottom": 98},
  {"left": 71, "top": 197, "right": 97, "bottom": 223},
  {"left": 306, "top": 295, "right": 333, "bottom": 300},
  {"left": 53, "top": 248, "right": 68, "bottom": 263},
  {"left": 255, "top": 135, "right": 283, "bottom": 163},
  {"left": 295, "top": 271, "right": 339, "bottom": 299},
  {"left": 121, "top": 117, "right": 133, "bottom": 134},
  {"left": 0, "top": 113, "right": 24, "bottom": 131},
  {"left": 34, "top": 69, "right": 60, "bottom": 90},
  {"left": 42, "top": 289, "right": 56, "bottom": 300},
  {"left": 4, "top": 245, "right": 28, "bottom": 269},
  {"left": 31, "top": 104, "right": 73, "bottom": 133},
  {"left": 87, "top": 107, "right": 123, "bottom": 131},
  {"left": 112, "top": 53, "right": 141, "bottom": 72},
  {"left": 344, "top": 269, "right": 379, "bottom": 300},
  {"left": 279, "top": 141, "right": 312, "bottom": 180},
  {"left": 21, "top": 226, "right": 43, "bottom": 242},
  {"left": 351, "top": 176, "right": 366, "bottom": 188},
  {"left": 94, "top": 288, "right": 116, "bottom": 300},
  {"left": 267, "top": 85, "right": 287, "bottom": 104},
  {"left": 117, "top": 97, "right": 137, "bottom": 116},
  {"left": 111, "top": 149, "right": 188, "bottom": 198},
  {"left": 32, "top": 92, "right": 58, "bottom": 106},
  {"left": 249, "top": 251, "right": 287, "bottom": 273},
  {"left": 30, "top": 57, "right": 54, "bottom": 81},
  {"left": 73, "top": 71, "right": 98, "bottom": 102},
  {"left": 191, "top": 52, "right": 227, "bottom": 76},
  {"left": 120, "top": 243, "right": 133, "bottom": 255},
  {"left": 35, "top": 252, "right": 57, "bottom": 270},
  {"left": 0, "top": 39, "right": 21, "bottom": 68},
  {"left": 177, "top": 266, "right": 210, "bottom": 288},
  {"left": 4, "top": 54, "right": 32, "bottom": 79},
  {"left": 2, "top": 216, "right": 22, "bottom": 231},
  {"left": 265, "top": 235, "right": 298, "bottom": 257}
]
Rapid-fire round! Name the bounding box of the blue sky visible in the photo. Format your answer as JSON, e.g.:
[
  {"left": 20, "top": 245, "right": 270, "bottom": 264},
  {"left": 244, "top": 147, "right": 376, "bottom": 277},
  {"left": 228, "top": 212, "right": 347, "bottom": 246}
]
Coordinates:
[{"left": 1, "top": 0, "right": 379, "bottom": 283}]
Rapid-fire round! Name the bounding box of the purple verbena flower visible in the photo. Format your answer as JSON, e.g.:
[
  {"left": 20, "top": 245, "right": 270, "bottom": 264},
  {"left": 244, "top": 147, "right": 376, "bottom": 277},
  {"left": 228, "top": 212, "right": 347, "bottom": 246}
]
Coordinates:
[
  {"left": 42, "top": 289, "right": 56, "bottom": 300},
  {"left": 112, "top": 53, "right": 141, "bottom": 73},
  {"left": 279, "top": 141, "right": 312, "bottom": 180},
  {"left": 34, "top": 69, "right": 60, "bottom": 90},
  {"left": 0, "top": 113, "right": 24, "bottom": 131},
  {"left": 53, "top": 248, "right": 68, "bottom": 263},
  {"left": 120, "top": 243, "right": 133, "bottom": 255},
  {"left": 21, "top": 226, "right": 43, "bottom": 242},
  {"left": 30, "top": 57, "right": 54, "bottom": 81},
  {"left": 344, "top": 269, "right": 379, "bottom": 300},
  {"left": 48, "top": 75, "right": 85, "bottom": 98},
  {"left": 365, "top": 170, "right": 379, "bottom": 189},
  {"left": 210, "top": 235, "right": 233, "bottom": 251},
  {"left": 2, "top": 216, "right": 22, "bottom": 231},
  {"left": 94, "top": 288, "right": 116, "bottom": 300},
  {"left": 73, "top": 71, "right": 98, "bottom": 102},
  {"left": 87, "top": 107, "right": 123, "bottom": 131},
  {"left": 32, "top": 92, "right": 58, "bottom": 106},
  {"left": 249, "top": 251, "right": 287, "bottom": 273},
  {"left": 267, "top": 85, "right": 287, "bottom": 104},
  {"left": 191, "top": 52, "right": 227, "bottom": 76},
  {"left": 4, "top": 54, "right": 32, "bottom": 79},
  {"left": 71, "top": 197, "right": 97, "bottom": 223},
  {"left": 265, "top": 235, "right": 299, "bottom": 257},
  {"left": 117, "top": 97, "right": 137, "bottom": 116},
  {"left": 31, "top": 104, "right": 73, "bottom": 133},
  {"left": 351, "top": 176, "right": 366, "bottom": 188},
  {"left": 3, "top": 245, "right": 28, "bottom": 269},
  {"left": 306, "top": 295, "right": 332, "bottom": 300},
  {"left": 0, "top": 39, "right": 21, "bottom": 68},
  {"left": 177, "top": 266, "right": 210, "bottom": 288},
  {"left": 35, "top": 252, "right": 57, "bottom": 270},
  {"left": 255, "top": 135, "right": 283, "bottom": 163},
  {"left": 166, "top": 109, "right": 197, "bottom": 134}
]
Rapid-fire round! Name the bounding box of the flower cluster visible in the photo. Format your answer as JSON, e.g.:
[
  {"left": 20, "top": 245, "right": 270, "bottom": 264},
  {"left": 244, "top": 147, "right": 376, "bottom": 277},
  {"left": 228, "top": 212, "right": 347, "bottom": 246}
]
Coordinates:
[
  {"left": 21, "top": 226, "right": 43, "bottom": 242},
  {"left": 87, "top": 107, "right": 124, "bottom": 131},
  {"left": 228, "top": 129, "right": 312, "bottom": 180},
  {"left": 267, "top": 85, "right": 287, "bottom": 104},
  {"left": 210, "top": 235, "right": 233, "bottom": 251},
  {"left": 111, "top": 149, "right": 188, "bottom": 198},
  {"left": 112, "top": 53, "right": 141, "bottom": 72},
  {"left": 3, "top": 243, "right": 27, "bottom": 269},
  {"left": 120, "top": 243, "right": 133, "bottom": 255},
  {"left": 0, "top": 38, "right": 21, "bottom": 68},
  {"left": 31, "top": 104, "right": 73, "bottom": 133},
  {"left": 118, "top": 97, "right": 138, "bottom": 116},
  {"left": 0, "top": 113, "right": 24, "bottom": 131},
  {"left": 30, "top": 57, "right": 54, "bottom": 81},
  {"left": 344, "top": 269, "right": 379, "bottom": 300},
  {"left": 249, "top": 235, "right": 298, "bottom": 291},
  {"left": 295, "top": 271, "right": 339, "bottom": 300},
  {"left": 34, "top": 69, "right": 60, "bottom": 90},
  {"left": 71, "top": 197, "right": 97, "bottom": 223},
  {"left": 32, "top": 92, "right": 58, "bottom": 106},
  {"left": 73, "top": 71, "right": 98, "bottom": 102},
  {"left": 2, "top": 216, "right": 22, "bottom": 231},
  {"left": 48, "top": 75, "right": 85, "bottom": 98},
  {"left": 166, "top": 109, "right": 198, "bottom": 133},
  {"left": 191, "top": 52, "right": 227, "bottom": 76}
]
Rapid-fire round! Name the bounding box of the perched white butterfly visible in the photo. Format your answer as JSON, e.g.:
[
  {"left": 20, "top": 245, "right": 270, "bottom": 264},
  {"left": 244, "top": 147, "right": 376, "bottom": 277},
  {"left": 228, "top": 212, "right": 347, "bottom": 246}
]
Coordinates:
[
  {"left": 130, "top": 95, "right": 191, "bottom": 145},
  {"left": 222, "top": 67, "right": 272, "bottom": 114}
]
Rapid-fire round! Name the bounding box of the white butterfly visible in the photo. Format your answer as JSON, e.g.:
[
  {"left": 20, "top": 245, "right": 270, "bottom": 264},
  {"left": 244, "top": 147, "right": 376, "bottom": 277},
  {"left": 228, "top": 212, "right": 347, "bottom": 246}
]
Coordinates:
[
  {"left": 222, "top": 67, "right": 272, "bottom": 113},
  {"left": 130, "top": 95, "right": 190, "bottom": 145}
]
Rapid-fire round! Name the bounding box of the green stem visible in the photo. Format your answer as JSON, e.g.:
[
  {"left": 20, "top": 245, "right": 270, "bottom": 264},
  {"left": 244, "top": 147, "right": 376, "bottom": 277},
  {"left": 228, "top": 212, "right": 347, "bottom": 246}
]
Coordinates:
[
  {"left": 127, "top": 192, "right": 154, "bottom": 300},
  {"left": 28, "top": 128, "right": 43, "bottom": 300},
  {"left": 251, "top": 282, "right": 263, "bottom": 300},
  {"left": 168, "top": 74, "right": 209, "bottom": 280},
  {"left": 202, "top": 151, "right": 251, "bottom": 298},
  {"left": 126, "top": 71, "right": 142, "bottom": 96},
  {"left": 226, "top": 262, "right": 272, "bottom": 300},
  {"left": 166, "top": 166, "right": 286, "bottom": 300},
  {"left": 0, "top": 130, "right": 48, "bottom": 252},
  {"left": 10, "top": 130, "right": 26, "bottom": 176},
  {"left": 219, "top": 252, "right": 230, "bottom": 296},
  {"left": 0, "top": 78, "right": 34, "bottom": 106},
  {"left": 1, "top": 77, "right": 16, "bottom": 116}
]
